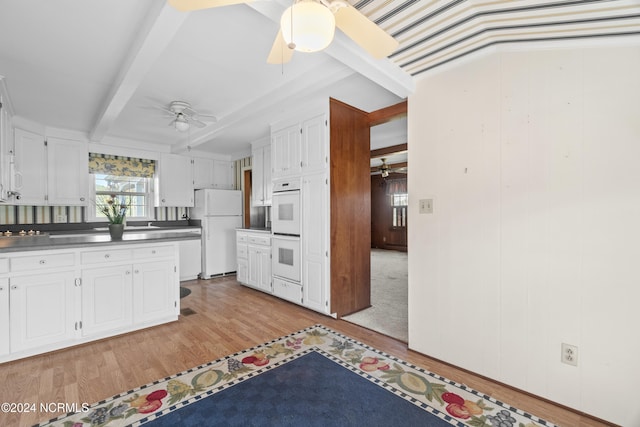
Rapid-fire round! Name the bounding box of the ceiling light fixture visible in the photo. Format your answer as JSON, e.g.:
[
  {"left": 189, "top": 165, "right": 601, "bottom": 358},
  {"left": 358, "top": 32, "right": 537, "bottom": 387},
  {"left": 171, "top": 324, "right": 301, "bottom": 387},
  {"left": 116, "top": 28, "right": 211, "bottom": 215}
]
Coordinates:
[
  {"left": 174, "top": 114, "right": 190, "bottom": 132},
  {"left": 281, "top": 0, "right": 336, "bottom": 53}
]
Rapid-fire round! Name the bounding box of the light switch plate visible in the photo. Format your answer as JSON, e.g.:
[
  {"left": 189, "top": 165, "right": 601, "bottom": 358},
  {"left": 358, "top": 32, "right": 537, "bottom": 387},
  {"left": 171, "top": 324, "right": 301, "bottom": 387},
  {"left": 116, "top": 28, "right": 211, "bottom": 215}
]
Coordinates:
[{"left": 419, "top": 199, "right": 433, "bottom": 214}]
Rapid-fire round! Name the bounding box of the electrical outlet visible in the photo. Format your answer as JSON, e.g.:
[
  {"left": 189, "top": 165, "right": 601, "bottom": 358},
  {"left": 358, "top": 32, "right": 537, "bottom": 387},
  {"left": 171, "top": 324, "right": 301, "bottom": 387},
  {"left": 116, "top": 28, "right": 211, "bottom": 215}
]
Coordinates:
[
  {"left": 419, "top": 199, "right": 433, "bottom": 214},
  {"left": 56, "top": 215, "right": 67, "bottom": 223},
  {"left": 561, "top": 343, "right": 578, "bottom": 366}
]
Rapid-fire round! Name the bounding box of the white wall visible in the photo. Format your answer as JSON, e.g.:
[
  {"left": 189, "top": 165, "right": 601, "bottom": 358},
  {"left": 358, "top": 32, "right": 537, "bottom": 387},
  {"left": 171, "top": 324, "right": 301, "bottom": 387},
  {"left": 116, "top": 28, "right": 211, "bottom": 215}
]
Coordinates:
[{"left": 408, "top": 39, "right": 640, "bottom": 426}]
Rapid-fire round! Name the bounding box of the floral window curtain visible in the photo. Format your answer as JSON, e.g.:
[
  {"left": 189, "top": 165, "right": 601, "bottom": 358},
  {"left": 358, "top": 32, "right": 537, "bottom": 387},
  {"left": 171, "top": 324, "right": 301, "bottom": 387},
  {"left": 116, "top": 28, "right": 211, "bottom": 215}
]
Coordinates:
[{"left": 88, "top": 153, "right": 155, "bottom": 178}]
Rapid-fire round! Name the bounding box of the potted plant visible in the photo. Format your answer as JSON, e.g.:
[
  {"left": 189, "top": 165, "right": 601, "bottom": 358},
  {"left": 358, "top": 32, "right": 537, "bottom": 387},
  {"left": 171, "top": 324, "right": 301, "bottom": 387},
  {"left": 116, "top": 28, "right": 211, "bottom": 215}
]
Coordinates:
[{"left": 96, "top": 195, "right": 130, "bottom": 240}]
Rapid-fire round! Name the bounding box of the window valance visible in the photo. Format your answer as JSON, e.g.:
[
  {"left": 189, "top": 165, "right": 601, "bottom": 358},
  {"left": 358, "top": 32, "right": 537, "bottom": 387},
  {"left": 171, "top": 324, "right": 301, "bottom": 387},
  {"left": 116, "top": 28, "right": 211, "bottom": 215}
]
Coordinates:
[
  {"left": 385, "top": 178, "right": 407, "bottom": 195},
  {"left": 88, "top": 153, "right": 155, "bottom": 178}
]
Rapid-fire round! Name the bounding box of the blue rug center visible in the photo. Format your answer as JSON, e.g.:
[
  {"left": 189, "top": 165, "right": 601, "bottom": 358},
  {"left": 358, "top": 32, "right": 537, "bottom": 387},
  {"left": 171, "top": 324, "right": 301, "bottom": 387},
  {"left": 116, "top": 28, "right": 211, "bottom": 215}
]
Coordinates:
[{"left": 145, "top": 351, "right": 452, "bottom": 426}]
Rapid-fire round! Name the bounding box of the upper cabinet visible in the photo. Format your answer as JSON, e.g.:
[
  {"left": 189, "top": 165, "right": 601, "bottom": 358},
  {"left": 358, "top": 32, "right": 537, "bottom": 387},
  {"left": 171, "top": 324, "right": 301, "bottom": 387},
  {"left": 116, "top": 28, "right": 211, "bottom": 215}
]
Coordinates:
[
  {"left": 11, "top": 129, "right": 87, "bottom": 206},
  {"left": 271, "top": 123, "right": 301, "bottom": 179},
  {"left": 47, "top": 137, "right": 88, "bottom": 206},
  {"left": 251, "top": 141, "right": 271, "bottom": 206},
  {"left": 271, "top": 114, "right": 328, "bottom": 180},
  {"left": 0, "top": 93, "right": 10, "bottom": 202},
  {"left": 155, "top": 153, "right": 194, "bottom": 207},
  {"left": 193, "top": 157, "right": 234, "bottom": 190}
]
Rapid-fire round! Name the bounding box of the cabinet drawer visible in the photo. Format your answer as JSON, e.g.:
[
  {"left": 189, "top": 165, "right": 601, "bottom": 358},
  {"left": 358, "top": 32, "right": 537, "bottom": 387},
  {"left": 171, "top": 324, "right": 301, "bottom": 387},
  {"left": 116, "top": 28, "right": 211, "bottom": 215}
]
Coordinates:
[
  {"left": 133, "top": 245, "right": 174, "bottom": 260},
  {"left": 11, "top": 252, "right": 75, "bottom": 272},
  {"left": 0, "top": 259, "right": 8, "bottom": 274},
  {"left": 248, "top": 235, "right": 271, "bottom": 246},
  {"left": 237, "top": 233, "right": 248, "bottom": 243},
  {"left": 237, "top": 243, "right": 248, "bottom": 259},
  {"left": 81, "top": 248, "right": 132, "bottom": 265},
  {"left": 273, "top": 277, "right": 302, "bottom": 304}
]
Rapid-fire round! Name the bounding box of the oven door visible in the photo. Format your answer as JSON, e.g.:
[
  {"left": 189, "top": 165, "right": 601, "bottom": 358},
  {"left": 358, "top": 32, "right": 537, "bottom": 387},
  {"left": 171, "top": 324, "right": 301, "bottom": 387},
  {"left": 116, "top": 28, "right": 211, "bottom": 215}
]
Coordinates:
[
  {"left": 272, "top": 190, "right": 301, "bottom": 236},
  {"left": 272, "top": 235, "right": 301, "bottom": 283}
]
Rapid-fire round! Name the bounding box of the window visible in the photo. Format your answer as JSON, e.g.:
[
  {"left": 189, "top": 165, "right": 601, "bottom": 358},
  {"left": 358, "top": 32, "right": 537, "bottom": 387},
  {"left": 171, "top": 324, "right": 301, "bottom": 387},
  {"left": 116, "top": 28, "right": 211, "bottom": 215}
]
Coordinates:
[
  {"left": 91, "top": 174, "right": 153, "bottom": 221},
  {"left": 88, "top": 153, "right": 156, "bottom": 222},
  {"left": 391, "top": 192, "right": 408, "bottom": 228}
]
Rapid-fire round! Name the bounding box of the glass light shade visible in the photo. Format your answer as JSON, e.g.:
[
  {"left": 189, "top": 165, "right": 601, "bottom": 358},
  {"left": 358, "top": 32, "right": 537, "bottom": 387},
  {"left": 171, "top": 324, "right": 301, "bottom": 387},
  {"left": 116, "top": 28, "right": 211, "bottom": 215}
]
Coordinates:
[
  {"left": 280, "top": 1, "right": 336, "bottom": 53},
  {"left": 174, "top": 115, "right": 190, "bottom": 132}
]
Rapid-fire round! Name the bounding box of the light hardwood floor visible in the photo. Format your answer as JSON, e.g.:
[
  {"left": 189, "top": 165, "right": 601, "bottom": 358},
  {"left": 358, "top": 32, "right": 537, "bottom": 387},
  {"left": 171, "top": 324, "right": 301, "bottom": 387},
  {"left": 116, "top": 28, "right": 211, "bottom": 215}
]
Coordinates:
[{"left": 0, "top": 277, "right": 611, "bottom": 427}]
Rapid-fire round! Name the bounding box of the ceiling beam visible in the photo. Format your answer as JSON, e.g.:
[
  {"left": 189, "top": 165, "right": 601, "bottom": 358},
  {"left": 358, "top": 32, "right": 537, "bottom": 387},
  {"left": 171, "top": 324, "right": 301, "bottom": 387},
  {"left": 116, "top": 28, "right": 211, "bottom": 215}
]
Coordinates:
[
  {"left": 89, "top": 3, "right": 189, "bottom": 142},
  {"left": 368, "top": 100, "right": 407, "bottom": 127},
  {"left": 371, "top": 143, "right": 407, "bottom": 159}
]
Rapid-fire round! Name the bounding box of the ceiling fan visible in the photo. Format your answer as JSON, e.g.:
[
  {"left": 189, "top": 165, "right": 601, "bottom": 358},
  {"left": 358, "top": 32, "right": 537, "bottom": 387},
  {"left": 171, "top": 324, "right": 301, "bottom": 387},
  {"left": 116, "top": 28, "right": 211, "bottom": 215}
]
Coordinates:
[
  {"left": 372, "top": 158, "right": 407, "bottom": 178},
  {"left": 167, "top": 0, "right": 399, "bottom": 64},
  {"left": 154, "top": 101, "right": 217, "bottom": 132}
]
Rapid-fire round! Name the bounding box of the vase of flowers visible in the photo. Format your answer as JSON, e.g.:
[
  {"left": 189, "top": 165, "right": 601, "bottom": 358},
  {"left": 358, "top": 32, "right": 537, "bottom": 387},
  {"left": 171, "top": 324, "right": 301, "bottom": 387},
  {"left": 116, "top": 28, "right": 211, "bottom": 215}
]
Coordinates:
[{"left": 96, "top": 195, "right": 130, "bottom": 240}]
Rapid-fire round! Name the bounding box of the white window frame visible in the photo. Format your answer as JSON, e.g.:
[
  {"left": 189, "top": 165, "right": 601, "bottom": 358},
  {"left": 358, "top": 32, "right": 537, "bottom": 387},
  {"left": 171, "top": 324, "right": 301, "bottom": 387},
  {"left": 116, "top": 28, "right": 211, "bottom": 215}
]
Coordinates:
[{"left": 87, "top": 174, "right": 155, "bottom": 223}]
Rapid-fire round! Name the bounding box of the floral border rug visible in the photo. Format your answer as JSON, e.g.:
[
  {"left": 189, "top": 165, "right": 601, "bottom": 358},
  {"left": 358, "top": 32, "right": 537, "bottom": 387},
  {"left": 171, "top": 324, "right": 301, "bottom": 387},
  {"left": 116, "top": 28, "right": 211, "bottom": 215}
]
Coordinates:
[{"left": 39, "top": 324, "right": 555, "bottom": 427}]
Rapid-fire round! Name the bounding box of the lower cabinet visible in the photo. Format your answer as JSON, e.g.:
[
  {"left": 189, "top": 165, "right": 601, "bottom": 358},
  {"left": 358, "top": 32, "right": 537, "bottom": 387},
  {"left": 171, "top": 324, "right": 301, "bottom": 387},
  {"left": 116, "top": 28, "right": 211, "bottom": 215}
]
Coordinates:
[
  {"left": 9, "top": 271, "right": 76, "bottom": 353},
  {"left": 0, "top": 242, "right": 179, "bottom": 363},
  {"left": 236, "top": 230, "right": 271, "bottom": 293},
  {"left": 81, "top": 264, "right": 133, "bottom": 336},
  {"left": 273, "top": 277, "right": 302, "bottom": 305},
  {"left": 0, "top": 278, "right": 11, "bottom": 356}
]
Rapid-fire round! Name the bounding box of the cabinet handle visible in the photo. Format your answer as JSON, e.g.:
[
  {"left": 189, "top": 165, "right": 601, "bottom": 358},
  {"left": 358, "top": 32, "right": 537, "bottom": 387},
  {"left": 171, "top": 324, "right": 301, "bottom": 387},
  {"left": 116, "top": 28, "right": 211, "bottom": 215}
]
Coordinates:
[
  {"left": 105, "top": 254, "right": 110, "bottom": 259},
  {"left": 134, "top": 269, "right": 139, "bottom": 274},
  {"left": 80, "top": 197, "right": 85, "bottom": 202},
  {"left": 126, "top": 270, "right": 131, "bottom": 275},
  {"left": 0, "top": 287, "right": 3, "bottom": 291},
  {"left": 151, "top": 250, "right": 156, "bottom": 254},
  {"left": 39, "top": 259, "right": 46, "bottom": 265},
  {"left": 11, "top": 285, "right": 17, "bottom": 290}
]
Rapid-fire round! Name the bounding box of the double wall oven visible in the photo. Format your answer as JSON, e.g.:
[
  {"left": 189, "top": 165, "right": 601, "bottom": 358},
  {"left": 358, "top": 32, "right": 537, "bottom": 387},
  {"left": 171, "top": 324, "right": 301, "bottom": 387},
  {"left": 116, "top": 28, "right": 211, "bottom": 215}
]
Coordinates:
[{"left": 271, "top": 180, "right": 302, "bottom": 299}]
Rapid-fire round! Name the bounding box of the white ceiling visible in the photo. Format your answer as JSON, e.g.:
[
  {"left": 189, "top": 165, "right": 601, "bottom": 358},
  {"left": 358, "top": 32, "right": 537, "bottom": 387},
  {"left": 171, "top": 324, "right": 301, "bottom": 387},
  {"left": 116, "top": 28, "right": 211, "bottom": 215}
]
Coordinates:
[{"left": 1, "top": 0, "right": 638, "bottom": 159}]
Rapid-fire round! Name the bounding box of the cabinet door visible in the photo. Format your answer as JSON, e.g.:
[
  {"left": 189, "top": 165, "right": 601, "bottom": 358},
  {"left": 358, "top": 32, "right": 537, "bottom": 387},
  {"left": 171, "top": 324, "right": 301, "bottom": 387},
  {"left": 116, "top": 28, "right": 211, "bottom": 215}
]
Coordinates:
[
  {"left": 271, "top": 124, "right": 301, "bottom": 178},
  {"left": 301, "top": 114, "right": 328, "bottom": 175},
  {"left": 258, "top": 248, "right": 272, "bottom": 292},
  {"left": 156, "top": 153, "right": 194, "bottom": 207},
  {"left": 237, "top": 257, "right": 248, "bottom": 284},
  {"left": 212, "top": 159, "right": 234, "bottom": 189},
  {"left": 0, "top": 278, "right": 9, "bottom": 356},
  {"left": 47, "top": 137, "right": 88, "bottom": 206},
  {"left": 178, "top": 239, "right": 201, "bottom": 281},
  {"left": 263, "top": 145, "right": 272, "bottom": 205},
  {"left": 133, "top": 260, "right": 176, "bottom": 323},
  {"left": 9, "top": 271, "right": 76, "bottom": 352},
  {"left": 81, "top": 265, "right": 133, "bottom": 336},
  {"left": 247, "top": 245, "right": 260, "bottom": 288},
  {"left": 193, "top": 157, "right": 214, "bottom": 189},
  {"left": 302, "top": 173, "right": 328, "bottom": 313},
  {"left": 13, "top": 128, "right": 47, "bottom": 205},
  {"left": 0, "top": 100, "right": 9, "bottom": 202}
]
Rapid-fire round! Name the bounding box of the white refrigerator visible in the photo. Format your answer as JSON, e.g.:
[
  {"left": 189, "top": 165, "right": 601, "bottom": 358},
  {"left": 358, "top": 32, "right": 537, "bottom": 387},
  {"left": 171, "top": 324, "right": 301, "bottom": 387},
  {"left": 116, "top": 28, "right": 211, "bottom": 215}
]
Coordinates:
[{"left": 192, "top": 189, "right": 243, "bottom": 277}]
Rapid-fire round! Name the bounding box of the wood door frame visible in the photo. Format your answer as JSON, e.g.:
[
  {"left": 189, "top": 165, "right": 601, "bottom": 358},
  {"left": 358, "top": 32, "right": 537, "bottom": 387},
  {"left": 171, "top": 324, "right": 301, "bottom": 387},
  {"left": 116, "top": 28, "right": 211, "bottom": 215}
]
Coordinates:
[{"left": 241, "top": 166, "right": 252, "bottom": 229}]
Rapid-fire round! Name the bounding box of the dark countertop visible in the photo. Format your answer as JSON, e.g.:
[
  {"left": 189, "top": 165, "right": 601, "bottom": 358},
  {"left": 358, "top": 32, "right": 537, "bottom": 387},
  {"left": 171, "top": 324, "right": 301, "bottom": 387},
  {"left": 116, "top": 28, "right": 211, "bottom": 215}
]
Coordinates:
[{"left": 0, "top": 226, "right": 201, "bottom": 253}]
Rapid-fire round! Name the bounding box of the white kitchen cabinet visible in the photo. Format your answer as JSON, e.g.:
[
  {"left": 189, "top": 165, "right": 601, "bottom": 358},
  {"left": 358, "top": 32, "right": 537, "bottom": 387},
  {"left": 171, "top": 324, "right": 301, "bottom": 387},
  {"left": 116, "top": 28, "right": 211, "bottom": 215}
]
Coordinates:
[
  {"left": 11, "top": 129, "right": 88, "bottom": 206},
  {"left": 0, "top": 278, "right": 9, "bottom": 356},
  {"left": 0, "top": 90, "right": 11, "bottom": 202},
  {"left": 271, "top": 123, "right": 301, "bottom": 179},
  {"left": 81, "top": 264, "right": 133, "bottom": 337},
  {"left": 193, "top": 157, "right": 234, "bottom": 190},
  {"left": 251, "top": 143, "right": 271, "bottom": 206},
  {"left": 178, "top": 239, "right": 202, "bottom": 281},
  {"left": 301, "top": 114, "right": 328, "bottom": 175},
  {"left": 236, "top": 230, "right": 271, "bottom": 293},
  {"left": 132, "top": 260, "right": 176, "bottom": 323},
  {"left": 212, "top": 159, "right": 234, "bottom": 189},
  {"left": 12, "top": 128, "right": 47, "bottom": 205},
  {"left": 9, "top": 271, "right": 76, "bottom": 353},
  {"left": 302, "top": 172, "right": 329, "bottom": 313},
  {"left": 46, "top": 137, "right": 88, "bottom": 205},
  {"left": 155, "top": 153, "right": 194, "bottom": 207},
  {"left": 248, "top": 244, "right": 271, "bottom": 293}
]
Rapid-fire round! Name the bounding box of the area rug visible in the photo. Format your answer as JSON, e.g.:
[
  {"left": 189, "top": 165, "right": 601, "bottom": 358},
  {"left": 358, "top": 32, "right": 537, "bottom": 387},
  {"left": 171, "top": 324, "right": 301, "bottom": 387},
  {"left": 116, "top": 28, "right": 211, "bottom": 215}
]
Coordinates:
[{"left": 39, "top": 325, "right": 555, "bottom": 427}]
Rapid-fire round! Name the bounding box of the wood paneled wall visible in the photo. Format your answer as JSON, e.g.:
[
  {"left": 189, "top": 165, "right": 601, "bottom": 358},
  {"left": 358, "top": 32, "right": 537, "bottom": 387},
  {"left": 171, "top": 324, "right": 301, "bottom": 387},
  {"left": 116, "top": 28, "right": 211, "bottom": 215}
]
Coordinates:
[
  {"left": 371, "top": 173, "right": 407, "bottom": 251},
  {"left": 329, "top": 98, "right": 371, "bottom": 317}
]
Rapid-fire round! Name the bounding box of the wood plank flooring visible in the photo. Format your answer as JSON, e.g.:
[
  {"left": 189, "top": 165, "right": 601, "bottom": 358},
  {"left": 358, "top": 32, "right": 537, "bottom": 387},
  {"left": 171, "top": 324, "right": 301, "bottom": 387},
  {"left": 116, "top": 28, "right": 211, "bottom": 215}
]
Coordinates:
[{"left": 0, "top": 277, "right": 611, "bottom": 427}]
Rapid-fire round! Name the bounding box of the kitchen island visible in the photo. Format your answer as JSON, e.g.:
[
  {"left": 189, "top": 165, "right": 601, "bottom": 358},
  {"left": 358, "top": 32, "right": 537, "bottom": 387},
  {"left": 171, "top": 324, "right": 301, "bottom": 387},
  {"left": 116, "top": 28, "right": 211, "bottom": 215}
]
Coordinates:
[{"left": 0, "top": 226, "right": 201, "bottom": 363}]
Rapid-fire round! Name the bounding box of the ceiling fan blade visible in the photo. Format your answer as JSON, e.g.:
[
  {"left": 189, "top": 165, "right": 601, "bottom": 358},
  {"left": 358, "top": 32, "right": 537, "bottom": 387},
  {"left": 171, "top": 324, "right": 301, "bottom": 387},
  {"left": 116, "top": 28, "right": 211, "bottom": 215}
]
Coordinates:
[
  {"left": 267, "top": 29, "right": 293, "bottom": 64},
  {"left": 167, "top": 0, "right": 251, "bottom": 12},
  {"left": 190, "top": 118, "right": 208, "bottom": 128},
  {"left": 334, "top": 4, "right": 399, "bottom": 59}
]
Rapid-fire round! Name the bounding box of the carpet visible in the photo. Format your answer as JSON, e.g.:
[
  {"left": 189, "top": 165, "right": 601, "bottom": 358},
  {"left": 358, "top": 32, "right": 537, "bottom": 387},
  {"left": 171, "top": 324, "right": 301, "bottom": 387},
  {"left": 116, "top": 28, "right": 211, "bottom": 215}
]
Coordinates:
[
  {"left": 179, "top": 287, "right": 191, "bottom": 299},
  {"left": 39, "top": 325, "right": 554, "bottom": 427},
  {"left": 343, "top": 249, "right": 408, "bottom": 341}
]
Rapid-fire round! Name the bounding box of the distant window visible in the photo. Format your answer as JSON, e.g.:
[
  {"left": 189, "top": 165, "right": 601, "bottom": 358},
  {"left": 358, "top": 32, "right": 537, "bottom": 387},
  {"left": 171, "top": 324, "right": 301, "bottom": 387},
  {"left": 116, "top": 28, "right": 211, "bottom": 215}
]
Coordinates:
[{"left": 391, "top": 193, "right": 408, "bottom": 228}]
